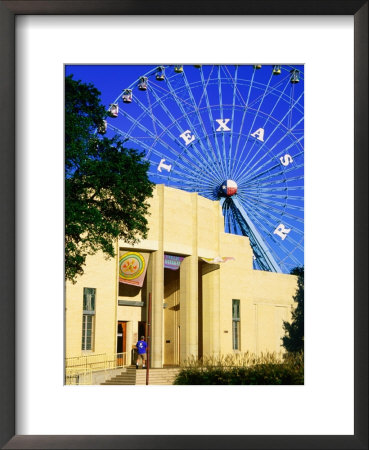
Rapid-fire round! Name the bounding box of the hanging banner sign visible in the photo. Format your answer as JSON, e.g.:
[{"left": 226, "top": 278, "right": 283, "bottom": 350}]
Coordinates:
[
  {"left": 164, "top": 254, "right": 184, "bottom": 271},
  {"left": 201, "top": 256, "right": 235, "bottom": 264},
  {"left": 119, "top": 251, "right": 150, "bottom": 287}
]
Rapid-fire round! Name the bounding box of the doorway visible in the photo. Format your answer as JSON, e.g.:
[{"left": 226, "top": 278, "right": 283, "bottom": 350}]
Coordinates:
[{"left": 117, "top": 321, "right": 127, "bottom": 365}]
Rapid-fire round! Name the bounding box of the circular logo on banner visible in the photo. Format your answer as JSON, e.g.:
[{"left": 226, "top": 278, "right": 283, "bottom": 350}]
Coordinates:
[{"left": 119, "top": 252, "right": 145, "bottom": 280}]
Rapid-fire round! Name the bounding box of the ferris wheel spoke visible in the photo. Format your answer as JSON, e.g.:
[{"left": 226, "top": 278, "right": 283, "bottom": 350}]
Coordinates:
[
  {"left": 247, "top": 216, "right": 304, "bottom": 267},
  {"left": 145, "top": 89, "right": 158, "bottom": 135},
  {"left": 232, "top": 71, "right": 275, "bottom": 178},
  {"left": 217, "top": 65, "right": 229, "bottom": 177},
  {"left": 109, "top": 123, "right": 206, "bottom": 177},
  {"left": 244, "top": 200, "right": 305, "bottom": 244},
  {"left": 247, "top": 72, "right": 291, "bottom": 110},
  {"left": 116, "top": 107, "right": 182, "bottom": 161},
  {"left": 241, "top": 90, "right": 304, "bottom": 174},
  {"left": 172, "top": 163, "right": 220, "bottom": 187},
  {"left": 232, "top": 70, "right": 256, "bottom": 168},
  {"left": 243, "top": 168, "right": 305, "bottom": 187},
  {"left": 244, "top": 205, "right": 297, "bottom": 246},
  {"left": 197, "top": 65, "right": 216, "bottom": 108},
  {"left": 288, "top": 82, "right": 295, "bottom": 129},
  {"left": 222, "top": 65, "right": 249, "bottom": 107},
  {"left": 242, "top": 159, "right": 304, "bottom": 188},
  {"left": 241, "top": 175, "right": 295, "bottom": 197},
  {"left": 243, "top": 191, "right": 301, "bottom": 217},
  {"left": 132, "top": 94, "right": 180, "bottom": 146},
  {"left": 242, "top": 184, "right": 304, "bottom": 194},
  {"left": 181, "top": 71, "right": 221, "bottom": 174},
  {"left": 224, "top": 65, "right": 239, "bottom": 176},
  {"left": 240, "top": 194, "right": 304, "bottom": 213},
  {"left": 238, "top": 86, "right": 303, "bottom": 176},
  {"left": 164, "top": 75, "right": 209, "bottom": 149},
  {"left": 240, "top": 162, "right": 304, "bottom": 192},
  {"left": 238, "top": 140, "right": 304, "bottom": 185},
  {"left": 243, "top": 196, "right": 304, "bottom": 224},
  {"left": 238, "top": 192, "right": 303, "bottom": 208},
  {"left": 162, "top": 76, "right": 225, "bottom": 178},
  {"left": 146, "top": 84, "right": 220, "bottom": 178},
  {"left": 234, "top": 82, "right": 292, "bottom": 179},
  {"left": 236, "top": 114, "right": 304, "bottom": 182},
  {"left": 109, "top": 118, "right": 203, "bottom": 175},
  {"left": 171, "top": 172, "right": 220, "bottom": 189},
  {"left": 242, "top": 193, "right": 304, "bottom": 209},
  {"left": 243, "top": 209, "right": 304, "bottom": 265},
  {"left": 234, "top": 79, "right": 288, "bottom": 169},
  {"left": 226, "top": 130, "right": 303, "bottom": 187},
  {"left": 242, "top": 190, "right": 304, "bottom": 210},
  {"left": 243, "top": 184, "right": 303, "bottom": 198},
  {"left": 198, "top": 67, "right": 228, "bottom": 179},
  {"left": 234, "top": 92, "right": 298, "bottom": 182},
  {"left": 154, "top": 170, "right": 212, "bottom": 188}
]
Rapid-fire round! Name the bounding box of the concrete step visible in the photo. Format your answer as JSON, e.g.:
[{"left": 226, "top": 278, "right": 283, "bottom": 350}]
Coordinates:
[
  {"left": 101, "top": 367, "right": 137, "bottom": 385},
  {"left": 101, "top": 367, "right": 180, "bottom": 385},
  {"left": 135, "top": 368, "right": 180, "bottom": 385}
]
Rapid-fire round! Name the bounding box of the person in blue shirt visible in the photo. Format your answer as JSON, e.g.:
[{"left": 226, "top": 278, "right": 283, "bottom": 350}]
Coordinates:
[{"left": 136, "top": 336, "right": 148, "bottom": 369}]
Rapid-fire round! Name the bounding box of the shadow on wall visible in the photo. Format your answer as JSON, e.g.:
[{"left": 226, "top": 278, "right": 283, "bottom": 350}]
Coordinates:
[{"left": 119, "top": 282, "right": 141, "bottom": 298}]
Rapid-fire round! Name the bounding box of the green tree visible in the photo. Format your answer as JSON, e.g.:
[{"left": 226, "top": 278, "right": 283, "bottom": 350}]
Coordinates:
[
  {"left": 65, "top": 75, "right": 153, "bottom": 282},
  {"left": 282, "top": 266, "right": 304, "bottom": 353}
]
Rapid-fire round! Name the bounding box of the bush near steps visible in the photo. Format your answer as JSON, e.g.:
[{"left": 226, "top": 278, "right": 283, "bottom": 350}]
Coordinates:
[{"left": 173, "top": 352, "right": 304, "bottom": 385}]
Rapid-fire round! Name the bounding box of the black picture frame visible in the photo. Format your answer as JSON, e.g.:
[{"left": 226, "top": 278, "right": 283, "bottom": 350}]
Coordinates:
[{"left": 0, "top": 1, "right": 367, "bottom": 449}]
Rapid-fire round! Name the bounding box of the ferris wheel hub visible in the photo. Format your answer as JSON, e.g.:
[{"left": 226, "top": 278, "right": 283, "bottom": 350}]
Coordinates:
[{"left": 220, "top": 180, "right": 238, "bottom": 197}]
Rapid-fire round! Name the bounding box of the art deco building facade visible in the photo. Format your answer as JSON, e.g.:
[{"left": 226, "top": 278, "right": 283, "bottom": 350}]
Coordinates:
[{"left": 65, "top": 185, "right": 297, "bottom": 369}]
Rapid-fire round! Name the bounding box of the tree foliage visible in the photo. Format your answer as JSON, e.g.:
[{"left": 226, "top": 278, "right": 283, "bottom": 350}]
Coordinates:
[
  {"left": 65, "top": 75, "right": 153, "bottom": 282},
  {"left": 282, "top": 266, "right": 304, "bottom": 353}
]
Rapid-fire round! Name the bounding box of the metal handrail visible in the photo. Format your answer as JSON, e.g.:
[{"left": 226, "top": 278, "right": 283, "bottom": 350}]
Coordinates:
[{"left": 65, "top": 352, "right": 128, "bottom": 384}]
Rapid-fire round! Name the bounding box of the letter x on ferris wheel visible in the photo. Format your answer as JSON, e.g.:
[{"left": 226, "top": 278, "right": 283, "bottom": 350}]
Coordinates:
[{"left": 101, "top": 64, "right": 304, "bottom": 274}]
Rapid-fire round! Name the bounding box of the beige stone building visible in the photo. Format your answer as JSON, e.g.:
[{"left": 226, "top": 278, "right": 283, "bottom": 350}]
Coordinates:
[{"left": 65, "top": 185, "right": 297, "bottom": 372}]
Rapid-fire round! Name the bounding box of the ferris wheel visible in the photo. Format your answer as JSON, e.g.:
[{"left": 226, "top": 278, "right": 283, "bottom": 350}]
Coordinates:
[{"left": 101, "top": 64, "right": 304, "bottom": 274}]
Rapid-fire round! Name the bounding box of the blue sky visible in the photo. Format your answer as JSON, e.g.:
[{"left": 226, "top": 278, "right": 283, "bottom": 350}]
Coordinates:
[{"left": 65, "top": 65, "right": 156, "bottom": 110}]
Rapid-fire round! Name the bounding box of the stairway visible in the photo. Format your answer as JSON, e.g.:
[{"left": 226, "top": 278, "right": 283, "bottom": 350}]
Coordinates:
[
  {"left": 101, "top": 367, "right": 180, "bottom": 385},
  {"left": 135, "top": 368, "right": 180, "bottom": 385},
  {"left": 100, "top": 366, "right": 137, "bottom": 385}
]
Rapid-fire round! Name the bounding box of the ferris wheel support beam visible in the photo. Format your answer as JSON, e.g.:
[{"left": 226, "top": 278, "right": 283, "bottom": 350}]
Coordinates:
[{"left": 224, "top": 197, "right": 282, "bottom": 273}]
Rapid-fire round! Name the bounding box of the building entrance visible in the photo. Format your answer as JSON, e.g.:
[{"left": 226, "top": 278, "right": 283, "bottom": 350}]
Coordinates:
[{"left": 117, "top": 321, "right": 127, "bottom": 365}]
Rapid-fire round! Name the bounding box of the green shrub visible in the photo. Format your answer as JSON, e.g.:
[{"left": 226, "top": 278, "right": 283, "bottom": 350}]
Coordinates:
[{"left": 173, "top": 352, "right": 304, "bottom": 385}]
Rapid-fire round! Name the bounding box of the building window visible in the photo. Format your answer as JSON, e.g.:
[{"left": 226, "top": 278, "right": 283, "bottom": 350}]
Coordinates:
[
  {"left": 232, "top": 299, "right": 240, "bottom": 350},
  {"left": 82, "top": 288, "right": 96, "bottom": 351}
]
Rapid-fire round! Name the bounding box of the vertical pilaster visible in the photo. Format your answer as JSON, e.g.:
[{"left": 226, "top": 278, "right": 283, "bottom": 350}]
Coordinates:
[
  {"left": 150, "top": 185, "right": 164, "bottom": 368},
  {"left": 201, "top": 200, "right": 222, "bottom": 357},
  {"left": 179, "top": 193, "right": 198, "bottom": 362},
  {"left": 201, "top": 265, "right": 220, "bottom": 357},
  {"left": 180, "top": 255, "right": 198, "bottom": 361}
]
